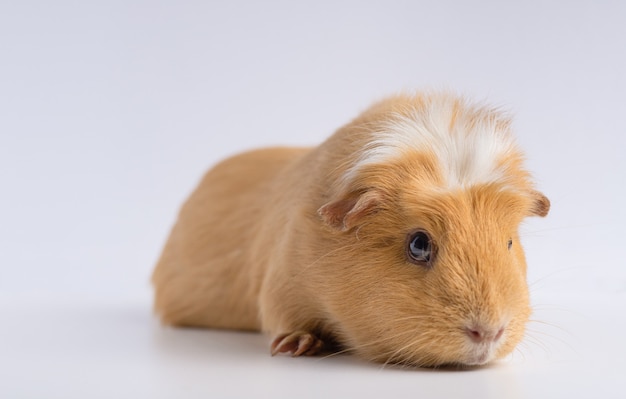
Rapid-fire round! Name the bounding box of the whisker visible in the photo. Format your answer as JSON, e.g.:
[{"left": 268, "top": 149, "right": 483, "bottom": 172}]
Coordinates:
[
  {"left": 316, "top": 346, "right": 357, "bottom": 361},
  {"left": 528, "top": 267, "right": 581, "bottom": 288},
  {"left": 382, "top": 337, "right": 420, "bottom": 369},
  {"left": 528, "top": 319, "right": 573, "bottom": 336},
  {"left": 514, "top": 343, "right": 527, "bottom": 360},
  {"left": 378, "top": 335, "right": 437, "bottom": 370},
  {"left": 525, "top": 328, "right": 577, "bottom": 354},
  {"left": 521, "top": 334, "right": 551, "bottom": 357}
]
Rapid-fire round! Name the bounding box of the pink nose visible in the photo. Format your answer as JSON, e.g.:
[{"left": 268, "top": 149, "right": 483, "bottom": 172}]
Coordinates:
[{"left": 466, "top": 325, "right": 505, "bottom": 344}]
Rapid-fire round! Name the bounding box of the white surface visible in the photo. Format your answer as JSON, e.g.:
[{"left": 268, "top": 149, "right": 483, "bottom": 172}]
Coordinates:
[
  {"left": 1, "top": 1, "right": 625, "bottom": 398},
  {"left": 2, "top": 294, "right": 624, "bottom": 399}
]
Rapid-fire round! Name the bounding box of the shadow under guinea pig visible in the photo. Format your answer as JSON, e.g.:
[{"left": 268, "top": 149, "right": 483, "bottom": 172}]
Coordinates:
[{"left": 151, "top": 322, "right": 506, "bottom": 373}]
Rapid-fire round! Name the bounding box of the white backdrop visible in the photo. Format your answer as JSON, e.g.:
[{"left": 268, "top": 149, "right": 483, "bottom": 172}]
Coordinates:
[
  {"left": 2, "top": 1, "right": 624, "bottom": 300},
  {"left": 2, "top": 2, "right": 626, "bottom": 398}
]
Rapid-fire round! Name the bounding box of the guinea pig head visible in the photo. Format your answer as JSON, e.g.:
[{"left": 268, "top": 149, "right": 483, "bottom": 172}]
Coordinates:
[{"left": 316, "top": 99, "right": 549, "bottom": 367}]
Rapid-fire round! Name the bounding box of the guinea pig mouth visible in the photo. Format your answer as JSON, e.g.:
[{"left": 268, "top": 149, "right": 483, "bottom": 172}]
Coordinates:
[
  {"left": 463, "top": 342, "right": 499, "bottom": 366},
  {"left": 465, "top": 348, "right": 494, "bottom": 366}
]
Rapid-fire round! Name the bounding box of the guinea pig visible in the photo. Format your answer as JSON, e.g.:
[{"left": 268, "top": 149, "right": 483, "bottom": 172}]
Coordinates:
[{"left": 151, "top": 92, "right": 550, "bottom": 367}]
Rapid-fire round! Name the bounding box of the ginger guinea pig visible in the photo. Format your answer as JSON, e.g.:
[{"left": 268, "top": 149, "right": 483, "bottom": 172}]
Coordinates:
[{"left": 152, "top": 92, "right": 550, "bottom": 367}]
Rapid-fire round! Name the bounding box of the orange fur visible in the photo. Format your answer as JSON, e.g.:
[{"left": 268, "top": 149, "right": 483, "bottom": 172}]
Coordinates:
[{"left": 152, "top": 92, "right": 549, "bottom": 367}]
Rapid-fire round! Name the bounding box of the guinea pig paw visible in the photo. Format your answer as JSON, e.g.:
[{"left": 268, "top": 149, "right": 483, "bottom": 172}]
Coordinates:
[{"left": 270, "top": 331, "right": 324, "bottom": 357}]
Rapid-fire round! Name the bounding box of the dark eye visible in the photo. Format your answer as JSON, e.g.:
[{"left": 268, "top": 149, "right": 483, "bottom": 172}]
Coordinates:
[
  {"left": 507, "top": 238, "right": 513, "bottom": 250},
  {"left": 407, "top": 231, "right": 433, "bottom": 265}
]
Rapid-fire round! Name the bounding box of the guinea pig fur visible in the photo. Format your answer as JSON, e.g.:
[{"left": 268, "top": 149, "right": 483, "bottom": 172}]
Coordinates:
[{"left": 151, "top": 92, "right": 550, "bottom": 367}]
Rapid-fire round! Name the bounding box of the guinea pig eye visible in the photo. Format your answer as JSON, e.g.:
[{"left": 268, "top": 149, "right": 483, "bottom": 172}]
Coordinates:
[
  {"left": 407, "top": 231, "right": 433, "bottom": 265},
  {"left": 507, "top": 238, "right": 513, "bottom": 250}
]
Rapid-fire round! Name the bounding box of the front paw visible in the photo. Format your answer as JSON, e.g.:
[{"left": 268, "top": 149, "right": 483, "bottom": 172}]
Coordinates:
[{"left": 270, "top": 331, "right": 324, "bottom": 357}]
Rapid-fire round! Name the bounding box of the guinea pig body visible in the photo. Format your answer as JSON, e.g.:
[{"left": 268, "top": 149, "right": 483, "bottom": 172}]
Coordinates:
[{"left": 152, "top": 93, "right": 550, "bottom": 367}]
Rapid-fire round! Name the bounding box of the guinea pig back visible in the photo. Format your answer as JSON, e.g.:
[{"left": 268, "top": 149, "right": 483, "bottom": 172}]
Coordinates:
[{"left": 152, "top": 92, "right": 550, "bottom": 367}]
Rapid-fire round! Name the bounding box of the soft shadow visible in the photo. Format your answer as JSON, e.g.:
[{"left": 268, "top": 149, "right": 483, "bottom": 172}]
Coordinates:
[
  {"left": 151, "top": 323, "right": 269, "bottom": 362},
  {"left": 150, "top": 321, "right": 509, "bottom": 373},
  {"left": 298, "top": 347, "right": 507, "bottom": 373}
]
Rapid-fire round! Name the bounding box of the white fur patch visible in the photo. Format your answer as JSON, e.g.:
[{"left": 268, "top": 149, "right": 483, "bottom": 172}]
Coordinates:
[{"left": 345, "top": 97, "right": 518, "bottom": 190}]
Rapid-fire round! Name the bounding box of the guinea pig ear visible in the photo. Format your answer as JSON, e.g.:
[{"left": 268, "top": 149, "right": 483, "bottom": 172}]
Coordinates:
[
  {"left": 318, "top": 190, "right": 382, "bottom": 231},
  {"left": 528, "top": 190, "right": 550, "bottom": 217}
]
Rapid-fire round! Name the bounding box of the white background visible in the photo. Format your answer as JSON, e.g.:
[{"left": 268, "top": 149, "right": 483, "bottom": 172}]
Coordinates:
[{"left": 1, "top": 1, "right": 625, "bottom": 398}]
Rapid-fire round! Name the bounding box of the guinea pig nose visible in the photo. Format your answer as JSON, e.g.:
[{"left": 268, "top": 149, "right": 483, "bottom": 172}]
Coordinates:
[{"left": 465, "top": 325, "right": 505, "bottom": 344}]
